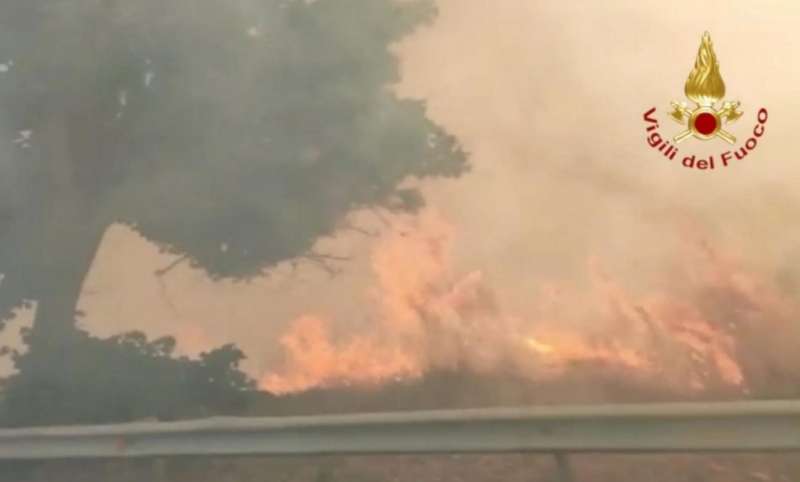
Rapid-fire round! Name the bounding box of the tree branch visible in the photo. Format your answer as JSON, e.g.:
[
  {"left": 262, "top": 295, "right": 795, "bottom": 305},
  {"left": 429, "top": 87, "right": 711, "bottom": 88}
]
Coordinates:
[{"left": 155, "top": 254, "right": 189, "bottom": 277}]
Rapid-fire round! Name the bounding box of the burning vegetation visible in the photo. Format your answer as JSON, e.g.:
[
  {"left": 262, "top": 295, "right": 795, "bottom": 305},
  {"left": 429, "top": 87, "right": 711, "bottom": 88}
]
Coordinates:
[{"left": 259, "top": 210, "right": 800, "bottom": 402}]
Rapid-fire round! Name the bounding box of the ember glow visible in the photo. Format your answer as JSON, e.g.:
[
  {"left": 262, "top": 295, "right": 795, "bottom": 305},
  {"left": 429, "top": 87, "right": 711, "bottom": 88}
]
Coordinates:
[
  {"left": 260, "top": 210, "right": 800, "bottom": 396},
  {"left": 259, "top": 315, "right": 422, "bottom": 394}
]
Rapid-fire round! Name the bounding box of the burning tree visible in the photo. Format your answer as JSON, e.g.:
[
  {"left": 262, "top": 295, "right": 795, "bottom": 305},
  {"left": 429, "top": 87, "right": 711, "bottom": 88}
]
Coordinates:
[{"left": 0, "top": 0, "right": 466, "bottom": 423}]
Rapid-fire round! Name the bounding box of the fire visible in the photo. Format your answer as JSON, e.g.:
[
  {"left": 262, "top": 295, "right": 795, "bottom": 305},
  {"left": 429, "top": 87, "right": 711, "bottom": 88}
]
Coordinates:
[
  {"left": 524, "top": 331, "right": 648, "bottom": 374},
  {"left": 525, "top": 336, "right": 555, "bottom": 355},
  {"left": 259, "top": 210, "right": 800, "bottom": 397},
  {"left": 260, "top": 315, "right": 421, "bottom": 394}
]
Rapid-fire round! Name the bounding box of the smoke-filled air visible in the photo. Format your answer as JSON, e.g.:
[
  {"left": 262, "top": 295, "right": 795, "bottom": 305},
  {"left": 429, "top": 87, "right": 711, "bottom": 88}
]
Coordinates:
[
  {"left": 2, "top": 0, "right": 800, "bottom": 447},
  {"left": 4, "top": 0, "right": 800, "bottom": 480},
  {"left": 73, "top": 0, "right": 800, "bottom": 408}
]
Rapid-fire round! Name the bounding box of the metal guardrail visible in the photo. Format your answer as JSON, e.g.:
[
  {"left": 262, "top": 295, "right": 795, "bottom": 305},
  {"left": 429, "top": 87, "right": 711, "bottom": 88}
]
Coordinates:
[{"left": 1, "top": 400, "right": 799, "bottom": 461}]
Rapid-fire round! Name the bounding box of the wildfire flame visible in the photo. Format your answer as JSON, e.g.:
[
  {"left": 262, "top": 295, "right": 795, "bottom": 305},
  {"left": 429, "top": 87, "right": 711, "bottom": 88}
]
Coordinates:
[
  {"left": 259, "top": 315, "right": 422, "bottom": 394},
  {"left": 259, "top": 210, "right": 800, "bottom": 398},
  {"left": 685, "top": 31, "right": 726, "bottom": 106}
]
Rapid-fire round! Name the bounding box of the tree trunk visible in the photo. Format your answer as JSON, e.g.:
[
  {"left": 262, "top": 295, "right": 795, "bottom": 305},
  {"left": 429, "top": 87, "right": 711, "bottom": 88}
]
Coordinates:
[
  {"left": 24, "top": 103, "right": 109, "bottom": 352},
  {"left": 28, "top": 218, "right": 106, "bottom": 346}
]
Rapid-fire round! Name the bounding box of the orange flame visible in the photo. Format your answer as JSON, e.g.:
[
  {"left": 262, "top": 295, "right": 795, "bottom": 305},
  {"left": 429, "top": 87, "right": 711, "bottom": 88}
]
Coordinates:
[
  {"left": 259, "top": 210, "right": 800, "bottom": 397},
  {"left": 260, "top": 315, "right": 421, "bottom": 394}
]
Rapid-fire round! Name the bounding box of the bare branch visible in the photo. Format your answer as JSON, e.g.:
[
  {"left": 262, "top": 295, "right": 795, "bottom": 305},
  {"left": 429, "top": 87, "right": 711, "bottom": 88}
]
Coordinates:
[
  {"left": 339, "top": 221, "right": 379, "bottom": 237},
  {"left": 155, "top": 254, "right": 189, "bottom": 277},
  {"left": 370, "top": 207, "right": 392, "bottom": 228},
  {"left": 299, "top": 251, "right": 350, "bottom": 277}
]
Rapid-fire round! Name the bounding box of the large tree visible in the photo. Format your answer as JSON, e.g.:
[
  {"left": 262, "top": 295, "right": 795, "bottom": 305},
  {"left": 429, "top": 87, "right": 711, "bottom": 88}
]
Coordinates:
[{"left": 0, "top": 0, "right": 467, "bottom": 355}]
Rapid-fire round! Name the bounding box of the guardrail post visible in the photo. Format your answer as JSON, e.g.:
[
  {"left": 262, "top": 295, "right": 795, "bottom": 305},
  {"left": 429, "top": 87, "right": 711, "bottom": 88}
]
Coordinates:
[
  {"left": 553, "top": 453, "right": 575, "bottom": 482},
  {"left": 152, "top": 458, "right": 168, "bottom": 482}
]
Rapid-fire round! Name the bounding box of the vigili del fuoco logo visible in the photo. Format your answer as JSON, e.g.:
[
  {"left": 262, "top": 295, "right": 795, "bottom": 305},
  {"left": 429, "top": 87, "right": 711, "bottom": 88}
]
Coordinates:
[{"left": 643, "top": 32, "right": 768, "bottom": 170}]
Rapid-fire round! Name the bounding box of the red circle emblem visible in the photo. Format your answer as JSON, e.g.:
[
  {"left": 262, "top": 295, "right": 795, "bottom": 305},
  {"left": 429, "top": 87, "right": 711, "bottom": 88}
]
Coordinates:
[{"left": 694, "top": 112, "right": 717, "bottom": 135}]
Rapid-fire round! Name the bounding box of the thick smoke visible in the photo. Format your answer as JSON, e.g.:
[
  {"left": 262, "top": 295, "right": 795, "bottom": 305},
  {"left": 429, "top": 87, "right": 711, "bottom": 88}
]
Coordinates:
[
  {"left": 27, "top": 0, "right": 800, "bottom": 405},
  {"left": 258, "top": 0, "right": 800, "bottom": 400},
  {"left": 260, "top": 209, "right": 800, "bottom": 399},
  {"left": 0, "top": 0, "right": 465, "bottom": 364}
]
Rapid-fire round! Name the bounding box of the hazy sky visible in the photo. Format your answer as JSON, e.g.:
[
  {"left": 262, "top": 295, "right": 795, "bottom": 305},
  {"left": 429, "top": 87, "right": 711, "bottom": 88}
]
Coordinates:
[{"left": 6, "top": 1, "right": 799, "bottom": 382}]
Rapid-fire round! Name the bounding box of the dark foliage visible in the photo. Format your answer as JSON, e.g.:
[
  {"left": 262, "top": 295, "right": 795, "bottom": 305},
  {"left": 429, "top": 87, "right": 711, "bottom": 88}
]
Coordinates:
[
  {"left": 0, "top": 0, "right": 467, "bottom": 426},
  {"left": 0, "top": 0, "right": 467, "bottom": 329},
  {"left": 0, "top": 329, "right": 255, "bottom": 427}
]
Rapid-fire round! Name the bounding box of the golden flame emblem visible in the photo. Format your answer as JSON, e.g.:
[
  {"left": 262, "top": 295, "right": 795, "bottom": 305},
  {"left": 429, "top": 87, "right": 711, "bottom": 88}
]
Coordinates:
[
  {"left": 669, "top": 32, "right": 743, "bottom": 144},
  {"left": 685, "top": 32, "right": 725, "bottom": 106}
]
